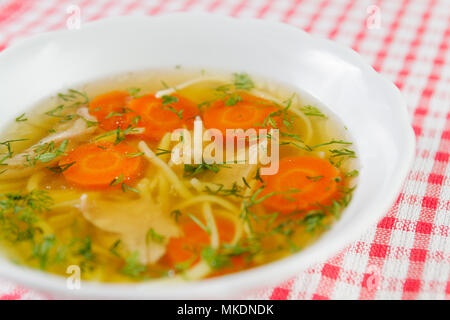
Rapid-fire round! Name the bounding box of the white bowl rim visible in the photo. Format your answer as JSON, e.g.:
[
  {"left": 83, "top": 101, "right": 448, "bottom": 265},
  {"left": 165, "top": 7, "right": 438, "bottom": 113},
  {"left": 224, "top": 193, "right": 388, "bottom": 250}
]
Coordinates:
[{"left": 0, "top": 13, "right": 415, "bottom": 299}]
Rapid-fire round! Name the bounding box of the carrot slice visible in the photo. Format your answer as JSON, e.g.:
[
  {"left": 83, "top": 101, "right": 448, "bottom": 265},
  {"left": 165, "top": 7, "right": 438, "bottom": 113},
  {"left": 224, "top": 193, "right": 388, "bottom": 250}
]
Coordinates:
[
  {"left": 88, "top": 91, "right": 136, "bottom": 130},
  {"left": 203, "top": 92, "right": 280, "bottom": 134},
  {"left": 60, "top": 142, "right": 143, "bottom": 189},
  {"left": 165, "top": 215, "right": 235, "bottom": 266},
  {"left": 165, "top": 220, "right": 210, "bottom": 266},
  {"left": 128, "top": 94, "right": 199, "bottom": 141},
  {"left": 259, "top": 156, "right": 341, "bottom": 214}
]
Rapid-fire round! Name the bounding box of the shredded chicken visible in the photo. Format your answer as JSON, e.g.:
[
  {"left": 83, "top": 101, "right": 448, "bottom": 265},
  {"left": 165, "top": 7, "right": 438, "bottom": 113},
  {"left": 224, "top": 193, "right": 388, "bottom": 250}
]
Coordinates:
[
  {"left": 77, "top": 107, "right": 97, "bottom": 122},
  {"left": 5, "top": 118, "right": 96, "bottom": 168},
  {"left": 80, "top": 194, "right": 180, "bottom": 265},
  {"left": 209, "top": 163, "right": 257, "bottom": 189}
]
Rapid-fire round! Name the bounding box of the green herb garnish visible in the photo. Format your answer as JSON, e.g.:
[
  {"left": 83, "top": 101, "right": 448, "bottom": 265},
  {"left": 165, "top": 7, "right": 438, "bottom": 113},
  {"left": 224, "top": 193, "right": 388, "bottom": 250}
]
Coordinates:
[
  {"left": 122, "top": 152, "right": 144, "bottom": 158},
  {"left": 95, "top": 125, "right": 140, "bottom": 145},
  {"left": 127, "top": 87, "right": 141, "bottom": 97},
  {"left": 161, "top": 95, "right": 179, "bottom": 105},
  {"left": 170, "top": 209, "right": 182, "bottom": 223},
  {"left": 46, "top": 161, "right": 76, "bottom": 173},
  {"left": 300, "top": 105, "right": 327, "bottom": 118},
  {"left": 146, "top": 228, "right": 165, "bottom": 244},
  {"left": 203, "top": 182, "right": 245, "bottom": 198},
  {"left": 225, "top": 93, "right": 243, "bottom": 106},
  {"left": 15, "top": 113, "right": 27, "bottom": 122},
  {"left": 310, "top": 140, "right": 352, "bottom": 149},
  {"left": 26, "top": 139, "right": 68, "bottom": 166},
  {"left": 233, "top": 73, "right": 254, "bottom": 90},
  {"left": 187, "top": 214, "right": 210, "bottom": 234},
  {"left": 163, "top": 106, "right": 183, "bottom": 119},
  {"left": 183, "top": 162, "right": 230, "bottom": 177},
  {"left": 306, "top": 175, "right": 323, "bottom": 182},
  {"left": 345, "top": 170, "right": 359, "bottom": 177},
  {"left": 201, "top": 246, "right": 231, "bottom": 269},
  {"left": 109, "top": 239, "right": 122, "bottom": 258},
  {"left": 121, "top": 251, "right": 147, "bottom": 278}
]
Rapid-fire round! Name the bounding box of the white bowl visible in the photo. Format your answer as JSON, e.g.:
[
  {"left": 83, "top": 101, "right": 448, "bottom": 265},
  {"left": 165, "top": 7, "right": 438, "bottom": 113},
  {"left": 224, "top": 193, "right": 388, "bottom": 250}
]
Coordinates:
[{"left": 0, "top": 13, "right": 415, "bottom": 299}]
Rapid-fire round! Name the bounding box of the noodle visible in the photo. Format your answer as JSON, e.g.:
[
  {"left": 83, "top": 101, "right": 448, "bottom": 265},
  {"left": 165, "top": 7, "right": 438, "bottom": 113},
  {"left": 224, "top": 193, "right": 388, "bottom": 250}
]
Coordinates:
[
  {"left": 26, "top": 170, "right": 46, "bottom": 191},
  {"left": 158, "top": 172, "right": 170, "bottom": 211},
  {"left": 157, "top": 132, "right": 172, "bottom": 162},
  {"left": 0, "top": 179, "right": 27, "bottom": 192},
  {"left": 182, "top": 260, "right": 211, "bottom": 280},
  {"left": 175, "top": 195, "right": 240, "bottom": 213},
  {"left": 203, "top": 202, "right": 219, "bottom": 249}
]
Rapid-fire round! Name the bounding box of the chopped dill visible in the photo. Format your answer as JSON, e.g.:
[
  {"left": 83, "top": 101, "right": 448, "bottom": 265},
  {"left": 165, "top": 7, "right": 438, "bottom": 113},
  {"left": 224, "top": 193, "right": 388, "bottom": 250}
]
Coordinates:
[
  {"left": 121, "top": 251, "right": 147, "bottom": 278},
  {"left": 242, "top": 177, "right": 251, "bottom": 189},
  {"left": 170, "top": 209, "right": 182, "bottom": 223},
  {"left": 131, "top": 115, "right": 142, "bottom": 125},
  {"left": 329, "top": 148, "right": 356, "bottom": 158},
  {"left": 0, "top": 138, "right": 29, "bottom": 165},
  {"left": 161, "top": 95, "right": 179, "bottom": 105},
  {"left": 121, "top": 152, "right": 144, "bottom": 158},
  {"left": 187, "top": 213, "right": 211, "bottom": 234},
  {"left": 0, "top": 190, "right": 53, "bottom": 243},
  {"left": 77, "top": 236, "right": 95, "bottom": 261},
  {"left": 201, "top": 246, "right": 231, "bottom": 269},
  {"left": 146, "top": 228, "right": 165, "bottom": 244},
  {"left": 44, "top": 105, "right": 78, "bottom": 122},
  {"left": 57, "top": 89, "right": 89, "bottom": 105},
  {"left": 127, "top": 87, "right": 141, "bottom": 97},
  {"left": 163, "top": 105, "right": 183, "bottom": 119},
  {"left": 121, "top": 183, "right": 140, "bottom": 194},
  {"left": 254, "top": 167, "right": 263, "bottom": 183},
  {"left": 306, "top": 175, "right": 323, "bottom": 182},
  {"left": 310, "top": 139, "right": 352, "bottom": 149},
  {"left": 15, "top": 113, "right": 27, "bottom": 122},
  {"left": 224, "top": 93, "right": 243, "bottom": 106},
  {"left": 155, "top": 148, "right": 172, "bottom": 156},
  {"left": 95, "top": 125, "right": 140, "bottom": 145},
  {"left": 279, "top": 141, "right": 312, "bottom": 152},
  {"left": 280, "top": 131, "right": 304, "bottom": 143},
  {"left": 300, "top": 105, "right": 327, "bottom": 118},
  {"left": 110, "top": 174, "right": 124, "bottom": 186},
  {"left": 300, "top": 210, "right": 327, "bottom": 233},
  {"left": 105, "top": 111, "right": 124, "bottom": 119},
  {"left": 46, "top": 161, "right": 76, "bottom": 173},
  {"left": 203, "top": 182, "right": 245, "bottom": 198},
  {"left": 345, "top": 169, "right": 359, "bottom": 177},
  {"left": 248, "top": 186, "right": 300, "bottom": 207},
  {"left": 32, "top": 235, "right": 56, "bottom": 269},
  {"left": 183, "top": 162, "right": 230, "bottom": 177},
  {"left": 160, "top": 80, "right": 171, "bottom": 89},
  {"left": 233, "top": 73, "right": 254, "bottom": 90},
  {"left": 110, "top": 174, "right": 140, "bottom": 193},
  {"left": 109, "top": 239, "right": 122, "bottom": 258},
  {"left": 26, "top": 139, "right": 68, "bottom": 166}
]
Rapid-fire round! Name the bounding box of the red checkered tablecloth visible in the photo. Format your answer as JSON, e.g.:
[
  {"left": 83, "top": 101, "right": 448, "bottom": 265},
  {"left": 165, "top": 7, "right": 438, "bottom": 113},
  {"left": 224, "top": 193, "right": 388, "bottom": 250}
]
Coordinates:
[{"left": 0, "top": 0, "right": 449, "bottom": 300}]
